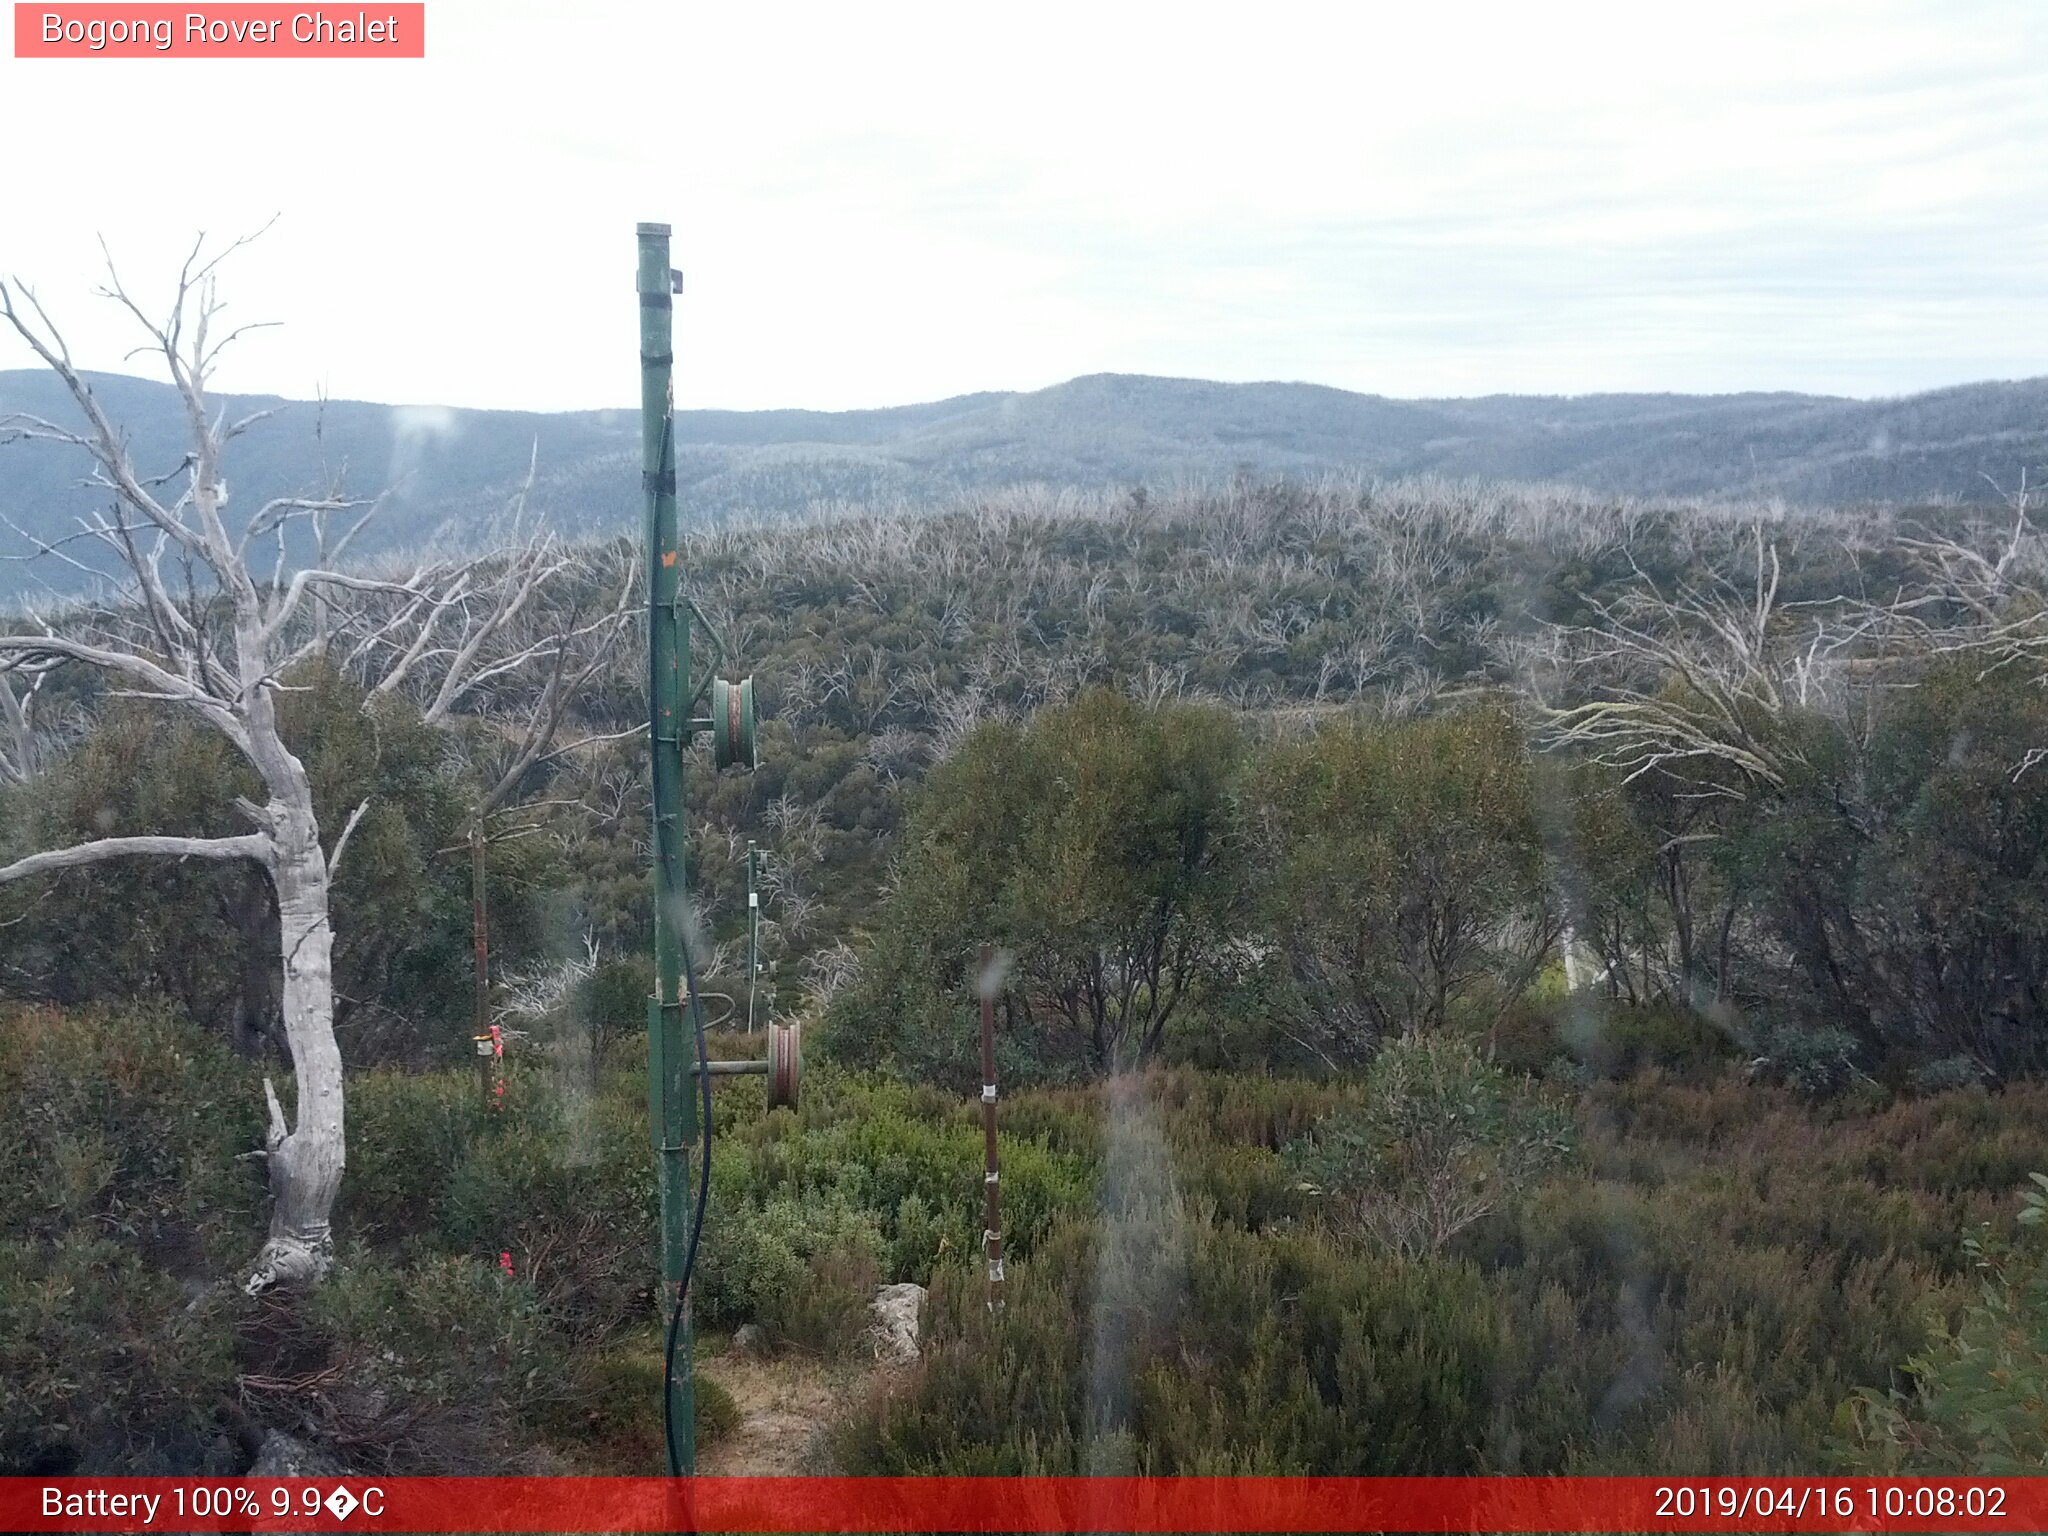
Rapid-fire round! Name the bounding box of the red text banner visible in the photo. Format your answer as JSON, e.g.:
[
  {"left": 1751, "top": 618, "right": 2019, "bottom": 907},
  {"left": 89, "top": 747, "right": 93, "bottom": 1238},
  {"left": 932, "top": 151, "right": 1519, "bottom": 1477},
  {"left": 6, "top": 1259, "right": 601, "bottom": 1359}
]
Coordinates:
[
  {"left": 4, "top": 1476, "right": 2044, "bottom": 1533},
  {"left": 14, "top": 4, "right": 424, "bottom": 57}
]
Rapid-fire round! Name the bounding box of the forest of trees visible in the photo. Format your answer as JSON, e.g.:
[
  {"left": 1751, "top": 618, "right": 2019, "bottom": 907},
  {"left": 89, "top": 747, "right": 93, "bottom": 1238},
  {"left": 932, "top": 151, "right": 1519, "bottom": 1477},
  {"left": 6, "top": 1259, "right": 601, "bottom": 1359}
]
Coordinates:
[
  {"left": 4, "top": 341, "right": 2048, "bottom": 1476},
  {"left": 8, "top": 366, "right": 2048, "bottom": 605}
]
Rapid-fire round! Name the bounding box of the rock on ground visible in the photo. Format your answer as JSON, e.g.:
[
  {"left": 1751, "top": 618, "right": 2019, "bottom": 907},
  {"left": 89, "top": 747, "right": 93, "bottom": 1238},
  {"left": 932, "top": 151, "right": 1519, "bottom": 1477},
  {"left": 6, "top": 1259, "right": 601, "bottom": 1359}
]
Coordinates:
[
  {"left": 249, "top": 1430, "right": 345, "bottom": 1477},
  {"left": 869, "top": 1282, "right": 926, "bottom": 1365}
]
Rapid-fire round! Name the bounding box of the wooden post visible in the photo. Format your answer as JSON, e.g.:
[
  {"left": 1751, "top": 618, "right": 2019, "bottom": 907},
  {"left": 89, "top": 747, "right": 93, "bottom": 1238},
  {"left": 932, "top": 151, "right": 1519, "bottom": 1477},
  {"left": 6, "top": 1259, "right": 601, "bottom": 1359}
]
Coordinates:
[
  {"left": 978, "top": 946, "right": 1004, "bottom": 1313},
  {"left": 471, "top": 823, "right": 493, "bottom": 1105}
]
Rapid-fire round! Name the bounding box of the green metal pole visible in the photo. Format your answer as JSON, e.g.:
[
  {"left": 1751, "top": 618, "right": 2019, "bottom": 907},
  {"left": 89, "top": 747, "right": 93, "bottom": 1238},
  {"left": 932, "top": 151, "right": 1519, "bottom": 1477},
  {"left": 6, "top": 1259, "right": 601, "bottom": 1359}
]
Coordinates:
[{"left": 639, "top": 221, "right": 696, "bottom": 1473}]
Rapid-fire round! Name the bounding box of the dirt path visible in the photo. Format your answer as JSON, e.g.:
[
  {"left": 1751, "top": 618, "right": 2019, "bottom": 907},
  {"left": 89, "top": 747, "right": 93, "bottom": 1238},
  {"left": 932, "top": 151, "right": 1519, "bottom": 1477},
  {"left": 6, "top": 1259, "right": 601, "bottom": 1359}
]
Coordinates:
[{"left": 695, "top": 1352, "right": 881, "bottom": 1475}]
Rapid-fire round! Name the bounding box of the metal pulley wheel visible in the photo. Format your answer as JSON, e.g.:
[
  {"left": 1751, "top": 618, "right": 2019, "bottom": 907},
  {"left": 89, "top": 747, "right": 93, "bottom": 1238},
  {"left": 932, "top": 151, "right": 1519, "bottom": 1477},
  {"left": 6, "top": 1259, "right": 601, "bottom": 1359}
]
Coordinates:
[
  {"left": 766, "top": 1019, "right": 801, "bottom": 1110},
  {"left": 712, "top": 676, "right": 757, "bottom": 770}
]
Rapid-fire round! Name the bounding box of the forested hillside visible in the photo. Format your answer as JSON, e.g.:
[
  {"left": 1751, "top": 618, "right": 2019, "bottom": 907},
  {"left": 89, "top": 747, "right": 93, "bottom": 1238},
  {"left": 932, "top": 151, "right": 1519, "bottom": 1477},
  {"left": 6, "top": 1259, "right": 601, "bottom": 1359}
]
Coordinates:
[
  {"left": 5, "top": 475, "right": 2047, "bottom": 1478},
  {"left": 7, "top": 368, "right": 2048, "bottom": 602}
]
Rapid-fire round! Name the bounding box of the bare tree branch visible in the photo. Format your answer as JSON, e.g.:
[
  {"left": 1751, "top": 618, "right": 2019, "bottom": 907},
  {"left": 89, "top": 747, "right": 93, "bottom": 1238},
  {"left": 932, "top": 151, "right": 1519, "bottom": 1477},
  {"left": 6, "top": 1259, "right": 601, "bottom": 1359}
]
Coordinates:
[{"left": 0, "top": 832, "right": 270, "bottom": 885}]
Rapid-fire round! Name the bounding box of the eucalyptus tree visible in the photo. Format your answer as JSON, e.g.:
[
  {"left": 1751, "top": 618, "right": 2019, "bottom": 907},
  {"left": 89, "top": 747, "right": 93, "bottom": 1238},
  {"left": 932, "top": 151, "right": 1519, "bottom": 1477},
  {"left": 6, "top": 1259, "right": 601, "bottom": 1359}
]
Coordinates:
[{"left": 0, "top": 238, "right": 627, "bottom": 1292}]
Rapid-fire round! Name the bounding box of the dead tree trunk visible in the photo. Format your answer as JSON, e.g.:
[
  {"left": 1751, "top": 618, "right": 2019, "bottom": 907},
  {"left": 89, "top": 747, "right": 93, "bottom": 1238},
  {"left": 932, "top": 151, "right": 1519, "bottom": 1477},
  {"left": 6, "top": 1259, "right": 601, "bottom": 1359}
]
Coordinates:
[
  {"left": 0, "top": 238, "right": 631, "bottom": 1292},
  {"left": 250, "top": 819, "right": 347, "bottom": 1288}
]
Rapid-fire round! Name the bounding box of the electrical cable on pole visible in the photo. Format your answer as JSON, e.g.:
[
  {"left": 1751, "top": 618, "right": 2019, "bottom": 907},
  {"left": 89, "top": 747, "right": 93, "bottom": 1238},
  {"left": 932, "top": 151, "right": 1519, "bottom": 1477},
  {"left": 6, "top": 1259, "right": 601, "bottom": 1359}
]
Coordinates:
[{"left": 638, "top": 221, "right": 793, "bottom": 1481}]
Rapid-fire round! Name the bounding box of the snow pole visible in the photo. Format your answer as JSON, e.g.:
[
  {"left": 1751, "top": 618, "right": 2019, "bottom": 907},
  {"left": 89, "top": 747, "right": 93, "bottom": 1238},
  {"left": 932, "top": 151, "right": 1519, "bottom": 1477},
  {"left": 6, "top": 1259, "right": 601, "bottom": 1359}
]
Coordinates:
[
  {"left": 979, "top": 946, "right": 1005, "bottom": 1312},
  {"left": 746, "top": 840, "right": 761, "bottom": 1033}
]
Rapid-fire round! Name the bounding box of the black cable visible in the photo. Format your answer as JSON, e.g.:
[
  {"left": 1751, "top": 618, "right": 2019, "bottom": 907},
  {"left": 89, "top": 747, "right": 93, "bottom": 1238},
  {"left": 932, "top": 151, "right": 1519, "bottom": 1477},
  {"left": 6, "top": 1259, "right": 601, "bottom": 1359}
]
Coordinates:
[
  {"left": 661, "top": 924, "right": 713, "bottom": 1477},
  {"left": 650, "top": 404, "right": 715, "bottom": 1479}
]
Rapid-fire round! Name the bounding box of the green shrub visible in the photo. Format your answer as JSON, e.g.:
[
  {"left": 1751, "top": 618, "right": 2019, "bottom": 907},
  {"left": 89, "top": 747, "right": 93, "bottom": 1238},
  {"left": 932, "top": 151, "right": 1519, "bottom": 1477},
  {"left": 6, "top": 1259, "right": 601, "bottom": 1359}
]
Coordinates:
[
  {"left": 338, "top": 1068, "right": 484, "bottom": 1243},
  {"left": 344, "top": 1066, "right": 656, "bottom": 1345},
  {"left": 279, "top": 1252, "right": 583, "bottom": 1472},
  {"left": 695, "top": 1189, "right": 885, "bottom": 1352},
  {"left": 1911, "top": 1055, "right": 1992, "bottom": 1095},
  {"left": 828, "top": 690, "right": 1242, "bottom": 1080},
  {"left": 0, "top": 1003, "right": 263, "bottom": 1270},
  {"left": 1750, "top": 1022, "right": 1865, "bottom": 1101},
  {"left": 1289, "top": 1034, "right": 1575, "bottom": 1257},
  {"left": 837, "top": 1219, "right": 1508, "bottom": 1474},
  {"left": 714, "top": 1067, "right": 1094, "bottom": 1282},
  {"left": 1565, "top": 1000, "right": 1738, "bottom": 1080},
  {"left": 1840, "top": 1175, "right": 2048, "bottom": 1474},
  {"left": 1493, "top": 997, "right": 1739, "bottom": 1082},
  {"left": 1242, "top": 703, "right": 1556, "bottom": 1056},
  {"left": 0, "top": 1233, "right": 239, "bottom": 1474},
  {"left": 579, "top": 952, "right": 655, "bottom": 1061},
  {"left": 695, "top": 1373, "right": 742, "bottom": 1445}
]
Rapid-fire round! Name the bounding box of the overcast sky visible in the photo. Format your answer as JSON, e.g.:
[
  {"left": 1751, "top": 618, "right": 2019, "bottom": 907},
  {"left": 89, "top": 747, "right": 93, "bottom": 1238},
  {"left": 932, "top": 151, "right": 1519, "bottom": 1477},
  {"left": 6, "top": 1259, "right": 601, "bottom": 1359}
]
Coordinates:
[{"left": 2, "top": 1, "right": 2043, "bottom": 412}]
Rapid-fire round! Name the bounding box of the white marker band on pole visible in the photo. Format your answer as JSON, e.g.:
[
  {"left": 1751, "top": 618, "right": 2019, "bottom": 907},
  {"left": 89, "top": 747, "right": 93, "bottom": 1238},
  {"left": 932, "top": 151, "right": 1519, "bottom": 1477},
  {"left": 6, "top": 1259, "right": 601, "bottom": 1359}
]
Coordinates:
[
  {"left": 981, "top": 1084, "right": 997, "bottom": 1103},
  {"left": 985, "top": 1170, "right": 999, "bottom": 1185}
]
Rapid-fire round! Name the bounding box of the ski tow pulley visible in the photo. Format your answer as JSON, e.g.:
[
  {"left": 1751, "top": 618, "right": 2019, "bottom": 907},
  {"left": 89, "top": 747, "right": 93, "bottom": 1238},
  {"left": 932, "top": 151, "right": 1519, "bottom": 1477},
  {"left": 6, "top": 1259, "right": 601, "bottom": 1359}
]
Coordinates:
[{"left": 712, "top": 675, "right": 756, "bottom": 770}]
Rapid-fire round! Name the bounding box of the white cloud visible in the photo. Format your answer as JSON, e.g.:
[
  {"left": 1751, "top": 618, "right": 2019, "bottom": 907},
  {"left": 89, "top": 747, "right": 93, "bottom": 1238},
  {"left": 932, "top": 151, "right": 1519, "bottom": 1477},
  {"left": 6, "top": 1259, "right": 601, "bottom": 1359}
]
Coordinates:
[{"left": 1, "top": 0, "right": 2041, "bottom": 410}]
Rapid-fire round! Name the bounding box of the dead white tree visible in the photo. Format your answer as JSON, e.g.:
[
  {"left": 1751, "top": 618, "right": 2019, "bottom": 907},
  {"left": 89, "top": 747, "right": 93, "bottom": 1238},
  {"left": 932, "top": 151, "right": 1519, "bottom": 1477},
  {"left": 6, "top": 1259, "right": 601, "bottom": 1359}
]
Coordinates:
[
  {"left": 0, "top": 237, "right": 613, "bottom": 1292},
  {"left": 1870, "top": 475, "right": 2048, "bottom": 774},
  {"left": 392, "top": 505, "right": 640, "bottom": 1062},
  {"left": 1540, "top": 526, "right": 1865, "bottom": 798}
]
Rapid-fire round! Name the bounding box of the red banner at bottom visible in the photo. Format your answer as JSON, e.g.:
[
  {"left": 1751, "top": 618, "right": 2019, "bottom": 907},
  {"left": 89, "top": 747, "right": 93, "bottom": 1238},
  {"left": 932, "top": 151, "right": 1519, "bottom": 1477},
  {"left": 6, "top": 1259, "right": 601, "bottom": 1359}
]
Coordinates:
[{"left": 7, "top": 1476, "right": 2042, "bottom": 1532}]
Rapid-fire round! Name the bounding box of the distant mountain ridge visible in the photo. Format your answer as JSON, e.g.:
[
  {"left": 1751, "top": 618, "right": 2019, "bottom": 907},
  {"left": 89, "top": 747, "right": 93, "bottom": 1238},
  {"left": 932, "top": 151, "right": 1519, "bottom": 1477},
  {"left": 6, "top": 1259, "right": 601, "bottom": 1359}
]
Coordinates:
[{"left": 2, "top": 368, "right": 2043, "bottom": 600}]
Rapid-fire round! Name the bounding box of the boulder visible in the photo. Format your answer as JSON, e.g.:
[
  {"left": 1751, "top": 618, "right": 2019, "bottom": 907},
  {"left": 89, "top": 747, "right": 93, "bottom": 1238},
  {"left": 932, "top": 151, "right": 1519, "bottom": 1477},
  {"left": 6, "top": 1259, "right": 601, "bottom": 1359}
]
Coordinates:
[
  {"left": 248, "top": 1430, "right": 344, "bottom": 1478},
  {"left": 869, "top": 1282, "right": 926, "bottom": 1365}
]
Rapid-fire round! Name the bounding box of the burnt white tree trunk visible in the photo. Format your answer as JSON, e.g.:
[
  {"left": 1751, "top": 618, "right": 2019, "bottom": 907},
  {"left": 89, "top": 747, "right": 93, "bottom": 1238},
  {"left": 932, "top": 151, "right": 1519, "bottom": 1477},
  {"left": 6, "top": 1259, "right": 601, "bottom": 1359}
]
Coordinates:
[
  {"left": 0, "top": 237, "right": 630, "bottom": 1292},
  {"left": 246, "top": 813, "right": 347, "bottom": 1288}
]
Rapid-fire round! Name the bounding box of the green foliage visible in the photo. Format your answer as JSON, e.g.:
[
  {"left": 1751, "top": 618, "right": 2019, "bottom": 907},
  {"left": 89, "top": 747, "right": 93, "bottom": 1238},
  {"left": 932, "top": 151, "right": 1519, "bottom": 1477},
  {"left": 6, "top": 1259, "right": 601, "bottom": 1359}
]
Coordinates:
[
  {"left": 841, "top": 1070, "right": 2048, "bottom": 1476},
  {"left": 1492, "top": 997, "right": 1739, "bottom": 1082},
  {"left": 831, "top": 689, "right": 1241, "bottom": 1081},
  {"left": 1843, "top": 661, "right": 2048, "bottom": 1075},
  {"left": 0, "top": 1233, "right": 238, "bottom": 1474},
  {"left": 711, "top": 1066, "right": 1095, "bottom": 1286},
  {"left": 1554, "top": 755, "right": 1742, "bottom": 1011},
  {"left": 837, "top": 1220, "right": 1508, "bottom": 1475},
  {"left": 695, "top": 1189, "right": 884, "bottom": 1351},
  {"left": 0, "top": 667, "right": 558, "bottom": 1065},
  {"left": 1678, "top": 659, "right": 2048, "bottom": 1078},
  {"left": 0, "top": 1005, "right": 252, "bottom": 1473},
  {"left": 11, "top": 965, "right": 2048, "bottom": 1477},
  {"left": 559, "top": 1350, "right": 737, "bottom": 1470},
  {"left": 694, "top": 1372, "right": 742, "bottom": 1445},
  {"left": 1841, "top": 1175, "right": 2048, "bottom": 1474},
  {"left": 0, "top": 705, "right": 262, "bottom": 1036},
  {"left": 1289, "top": 1034, "right": 1575, "bottom": 1256},
  {"left": 289, "top": 1252, "right": 587, "bottom": 1472},
  {"left": 343, "top": 1062, "right": 656, "bottom": 1345},
  {"left": 0, "top": 1002, "right": 263, "bottom": 1268},
  {"left": 580, "top": 951, "right": 656, "bottom": 1061},
  {"left": 1244, "top": 704, "right": 1558, "bottom": 1056}
]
